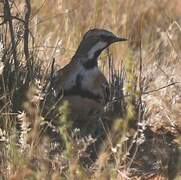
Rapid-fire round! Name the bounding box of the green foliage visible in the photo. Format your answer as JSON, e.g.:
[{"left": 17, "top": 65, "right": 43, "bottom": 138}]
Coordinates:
[
  {"left": 58, "top": 100, "right": 73, "bottom": 159},
  {"left": 7, "top": 131, "right": 27, "bottom": 170}
]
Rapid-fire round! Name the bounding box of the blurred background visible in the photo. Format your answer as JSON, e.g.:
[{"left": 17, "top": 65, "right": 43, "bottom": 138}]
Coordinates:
[{"left": 13, "top": 0, "right": 181, "bottom": 67}]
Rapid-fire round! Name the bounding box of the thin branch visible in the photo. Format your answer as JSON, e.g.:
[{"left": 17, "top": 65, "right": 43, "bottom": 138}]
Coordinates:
[
  {"left": 24, "top": 0, "right": 31, "bottom": 60},
  {"left": 4, "top": 0, "right": 18, "bottom": 71},
  {"left": 138, "top": 25, "right": 143, "bottom": 95},
  {"left": 0, "top": 15, "right": 25, "bottom": 23},
  {"left": 12, "top": 0, "right": 24, "bottom": 20},
  {"left": 50, "top": 58, "right": 55, "bottom": 80},
  {"left": 24, "top": 0, "right": 31, "bottom": 81},
  {"left": 143, "top": 82, "right": 179, "bottom": 95},
  {"left": 137, "top": 14, "right": 144, "bottom": 124},
  {"left": 30, "top": 0, "right": 47, "bottom": 20},
  {"left": 110, "top": 82, "right": 179, "bottom": 103},
  {"left": 45, "top": 57, "right": 55, "bottom": 93}
]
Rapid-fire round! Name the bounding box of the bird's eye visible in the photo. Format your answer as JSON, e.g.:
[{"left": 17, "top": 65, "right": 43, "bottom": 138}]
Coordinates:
[{"left": 100, "top": 34, "right": 114, "bottom": 43}]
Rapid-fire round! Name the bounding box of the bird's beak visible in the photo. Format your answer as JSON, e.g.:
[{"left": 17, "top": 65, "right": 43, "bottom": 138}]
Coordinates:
[{"left": 114, "top": 36, "right": 127, "bottom": 42}]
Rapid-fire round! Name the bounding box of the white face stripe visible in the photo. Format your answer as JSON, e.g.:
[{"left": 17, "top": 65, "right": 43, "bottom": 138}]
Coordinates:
[{"left": 88, "top": 41, "right": 107, "bottom": 59}]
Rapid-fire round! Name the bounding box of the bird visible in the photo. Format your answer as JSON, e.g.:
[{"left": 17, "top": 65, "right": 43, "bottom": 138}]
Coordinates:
[{"left": 45, "top": 28, "right": 127, "bottom": 131}]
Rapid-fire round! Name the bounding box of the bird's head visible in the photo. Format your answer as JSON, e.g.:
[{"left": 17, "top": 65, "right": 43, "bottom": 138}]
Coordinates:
[{"left": 74, "top": 28, "right": 127, "bottom": 68}]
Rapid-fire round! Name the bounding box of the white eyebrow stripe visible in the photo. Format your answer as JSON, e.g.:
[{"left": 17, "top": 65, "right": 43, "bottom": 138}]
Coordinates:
[{"left": 88, "top": 41, "right": 107, "bottom": 59}]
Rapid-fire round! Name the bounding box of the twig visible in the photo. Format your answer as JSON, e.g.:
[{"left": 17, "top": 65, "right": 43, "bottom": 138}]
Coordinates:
[
  {"left": 40, "top": 58, "right": 55, "bottom": 115},
  {"left": 50, "top": 58, "right": 55, "bottom": 80},
  {"left": 30, "top": 0, "right": 47, "bottom": 20},
  {"left": 46, "top": 57, "right": 55, "bottom": 92},
  {"left": 110, "top": 82, "right": 178, "bottom": 103},
  {"left": 12, "top": 0, "right": 24, "bottom": 20},
  {"left": 24, "top": 0, "right": 31, "bottom": 60},
  {"left": 143, "top": 82, "right": 179, "bottom": 94},
  {"left": 24, "top": 0, "right": 31, "bottom": 81},
  {"left": 0, "top": 15, "right": 25, "bottom": 23},
  {"left": 4, "top": 0, "right": 18, "bottom": 73},
  {"left": 138, "top": 14, "right": 144, "bottom": 124}
]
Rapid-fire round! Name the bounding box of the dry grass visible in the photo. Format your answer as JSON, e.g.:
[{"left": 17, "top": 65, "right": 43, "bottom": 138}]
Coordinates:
[{"left": 0, "top": 0, "right": 181, "bottom": 179}]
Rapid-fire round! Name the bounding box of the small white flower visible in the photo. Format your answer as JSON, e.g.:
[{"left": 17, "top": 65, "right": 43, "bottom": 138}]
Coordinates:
[{"left": 111, "top": 147, "right": 117, "bottom": 153}]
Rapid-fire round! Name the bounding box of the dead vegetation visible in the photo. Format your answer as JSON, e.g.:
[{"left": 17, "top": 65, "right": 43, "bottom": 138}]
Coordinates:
[{"left": 0, "top": 0, "right": 180, "bottom": 179}]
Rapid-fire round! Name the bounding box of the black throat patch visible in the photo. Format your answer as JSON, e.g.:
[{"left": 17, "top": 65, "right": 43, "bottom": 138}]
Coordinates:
[
  {"left": 83, "top": 50, "right": 102, "bottom": 69},
  {"left": 63, "top": 74, "right": 102, "bottom": 102},
  {"left": 83, "top": 59, "right": 97, "bottom": 69}
]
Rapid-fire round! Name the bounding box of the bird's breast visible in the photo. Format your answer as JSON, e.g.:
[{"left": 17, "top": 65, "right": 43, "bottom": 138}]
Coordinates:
[
  {"left": 53, "top": 64, "right": 108, "bottom": 106},
  {"left": 80, "top": 68, "right": 106, "bottom": 101}
]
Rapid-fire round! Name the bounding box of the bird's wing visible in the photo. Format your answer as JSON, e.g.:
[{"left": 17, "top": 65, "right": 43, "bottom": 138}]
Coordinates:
[{"left": 48, "top": 61, "right": 76, "bottom": 98}]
